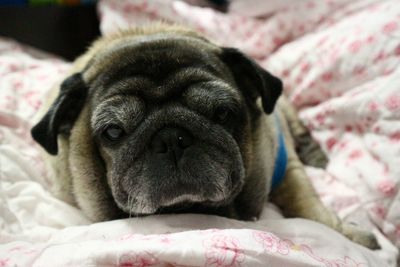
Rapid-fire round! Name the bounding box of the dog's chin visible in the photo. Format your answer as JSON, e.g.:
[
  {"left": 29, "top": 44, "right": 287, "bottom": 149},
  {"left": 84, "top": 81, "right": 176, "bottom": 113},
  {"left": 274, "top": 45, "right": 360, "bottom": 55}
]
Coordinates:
[
  {"left": 125, "top": 197, "right": 227, "bottom": 217},
  {"left": 115, "top": 193, "right": 226, "bottom": 217},
  {"left": 120, "top": 199, "right": 232, "bottom": 217},
  {"left": 114, "top": 176, "right": 244, "bottom": 217}
]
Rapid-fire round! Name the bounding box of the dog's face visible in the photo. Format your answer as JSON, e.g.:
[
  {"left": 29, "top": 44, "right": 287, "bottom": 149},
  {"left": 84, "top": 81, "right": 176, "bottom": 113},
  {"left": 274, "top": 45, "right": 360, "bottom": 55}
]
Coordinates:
[
  {"left": 32, "top": 30, "right": 282, "bottom": 219},
  {"left": 89, "top": 37, "right": 249, "bottom": 215}
]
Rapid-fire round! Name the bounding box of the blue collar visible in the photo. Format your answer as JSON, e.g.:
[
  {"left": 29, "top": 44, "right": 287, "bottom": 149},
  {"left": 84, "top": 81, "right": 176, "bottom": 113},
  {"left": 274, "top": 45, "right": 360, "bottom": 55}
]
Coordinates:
[{"left": 270, "top": 115, "right": 288, "bottom": 190}]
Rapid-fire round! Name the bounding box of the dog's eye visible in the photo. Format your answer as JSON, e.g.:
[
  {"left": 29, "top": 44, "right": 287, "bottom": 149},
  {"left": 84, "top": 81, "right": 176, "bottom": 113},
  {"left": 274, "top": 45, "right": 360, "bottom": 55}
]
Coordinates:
[
  {"left": 102, "top": 125, "right": 125, "bottom": 141},
  {"left": 214, "top": 106, "right": 230, "bottom": 123}
]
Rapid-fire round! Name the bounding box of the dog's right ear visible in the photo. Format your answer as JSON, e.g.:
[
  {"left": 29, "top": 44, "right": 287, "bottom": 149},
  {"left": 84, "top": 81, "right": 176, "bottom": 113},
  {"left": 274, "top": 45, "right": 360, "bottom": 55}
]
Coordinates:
[
  {"left": 31, "top": 73, "right": 88, "bottom": 155},
  {"left": 220, "top": 48, "right": 283, "bottom": 114}
]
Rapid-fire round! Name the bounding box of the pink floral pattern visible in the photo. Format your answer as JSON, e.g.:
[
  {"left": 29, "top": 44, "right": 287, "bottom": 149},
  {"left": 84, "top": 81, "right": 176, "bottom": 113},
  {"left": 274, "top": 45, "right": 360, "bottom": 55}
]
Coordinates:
[
  {"left": 301, "top": 246, "right": 368, "bottom": 267},
  {"left": 0, "top": 258, "right": 9, "bottom": 267},
  {"left": 118, "top": 252, "right": 159, "bottom": 267},
  {"left": 203, "top": 234, "right": 245, "bottom": 267},
  {"left": 253, "top": 230, "right": 368, "bottom": 267},
  {"left": 253, "top": 231, "right": 290, "bottom": 255}
]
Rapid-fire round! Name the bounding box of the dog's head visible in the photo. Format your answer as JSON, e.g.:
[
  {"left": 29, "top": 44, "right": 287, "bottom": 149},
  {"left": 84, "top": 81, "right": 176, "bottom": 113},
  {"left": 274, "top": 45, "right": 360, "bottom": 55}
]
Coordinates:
[{"left": 31, "top": 27, "right": 282, "bottom": 220}]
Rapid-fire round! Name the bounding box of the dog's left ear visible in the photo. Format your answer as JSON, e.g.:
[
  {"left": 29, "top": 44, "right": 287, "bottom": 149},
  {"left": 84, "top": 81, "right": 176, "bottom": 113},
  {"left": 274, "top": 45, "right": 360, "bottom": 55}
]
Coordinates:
[
  {"left": 220, "top": 47, "right": 283, "bottom": 114},
  {"left": 31, "top": 73, "right": 88, "bottom": 155}
]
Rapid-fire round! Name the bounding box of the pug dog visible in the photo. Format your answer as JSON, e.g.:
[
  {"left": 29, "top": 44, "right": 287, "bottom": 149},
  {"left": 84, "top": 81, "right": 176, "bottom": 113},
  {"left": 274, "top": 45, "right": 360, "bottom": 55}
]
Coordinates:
[{"left": 31, "top": 24, "right": 378, "bottom": 249}]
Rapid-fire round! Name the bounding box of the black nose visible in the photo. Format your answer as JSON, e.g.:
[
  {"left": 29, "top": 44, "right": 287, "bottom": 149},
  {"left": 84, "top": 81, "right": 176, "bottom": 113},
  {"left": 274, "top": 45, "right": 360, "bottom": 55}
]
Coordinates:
[{"left": 151, "top": 127, "right": 193, "bottom": 162}]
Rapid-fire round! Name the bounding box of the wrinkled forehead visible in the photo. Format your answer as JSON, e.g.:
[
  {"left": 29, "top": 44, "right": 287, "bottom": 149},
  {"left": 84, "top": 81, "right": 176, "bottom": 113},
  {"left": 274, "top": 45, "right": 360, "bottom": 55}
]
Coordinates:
[
  {"left": 83, "top": 33, "right": 226, "bottom": 85},
  {"left": 82, "top": 33, "right": 237, "bottom": 104}
]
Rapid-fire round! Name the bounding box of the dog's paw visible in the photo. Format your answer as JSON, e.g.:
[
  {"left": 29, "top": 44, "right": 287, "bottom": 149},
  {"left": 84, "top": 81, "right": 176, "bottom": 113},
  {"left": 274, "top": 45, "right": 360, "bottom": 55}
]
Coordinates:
[
  {"left": 295, "top": 133, "right": 328, "bottom": 168},
  {"left": 341, "top": 223, "right": 380, "bottom": 250}
]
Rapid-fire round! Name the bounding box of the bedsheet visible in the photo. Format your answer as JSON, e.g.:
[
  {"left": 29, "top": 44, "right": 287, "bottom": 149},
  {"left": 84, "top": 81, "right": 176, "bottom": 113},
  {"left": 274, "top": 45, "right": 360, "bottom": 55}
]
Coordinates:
[{"left": 1, "top": 0, "right": 399, "bottom": 266}]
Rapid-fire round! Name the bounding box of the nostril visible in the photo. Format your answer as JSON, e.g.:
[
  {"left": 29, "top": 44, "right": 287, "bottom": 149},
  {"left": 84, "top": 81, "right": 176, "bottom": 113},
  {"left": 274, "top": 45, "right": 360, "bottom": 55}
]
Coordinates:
[
  {"left": 151, "top": 127, "right": 193, "bottom": 156},
  {"left": 177, "top": 134, "right": 192, "bottom": 149},
  {"left": 151, "top": 138, "right": 168, "bottom": 153}
]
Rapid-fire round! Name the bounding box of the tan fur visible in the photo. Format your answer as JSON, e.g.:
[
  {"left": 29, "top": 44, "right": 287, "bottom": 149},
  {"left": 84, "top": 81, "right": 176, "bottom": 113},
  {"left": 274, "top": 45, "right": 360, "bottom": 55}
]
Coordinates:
[{"left": 37, "top": 23, "right": 378, "bottom": 249}]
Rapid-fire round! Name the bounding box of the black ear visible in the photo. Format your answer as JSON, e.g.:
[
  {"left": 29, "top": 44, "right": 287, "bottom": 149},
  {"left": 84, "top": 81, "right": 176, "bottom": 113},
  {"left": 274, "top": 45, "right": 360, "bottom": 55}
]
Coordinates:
[
  {"left": 31, "top": 73, "right": 88, "bottom": 155},
  {"left": 220, "top": 48, "right": 283, "bottom": 114}
]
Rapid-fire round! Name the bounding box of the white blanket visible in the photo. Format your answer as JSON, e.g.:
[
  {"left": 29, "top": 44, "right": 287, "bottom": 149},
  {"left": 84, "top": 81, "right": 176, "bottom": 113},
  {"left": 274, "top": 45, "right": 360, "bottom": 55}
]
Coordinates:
[{"left": 1, "top": 0, "right": 399, "bottom": 266}]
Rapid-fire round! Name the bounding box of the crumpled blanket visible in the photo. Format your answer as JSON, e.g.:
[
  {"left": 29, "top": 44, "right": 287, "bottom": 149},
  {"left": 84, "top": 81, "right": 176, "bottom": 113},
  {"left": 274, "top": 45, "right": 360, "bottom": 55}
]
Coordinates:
[{"left": 0, "top": 0, "right": 399, "bottom": 266}]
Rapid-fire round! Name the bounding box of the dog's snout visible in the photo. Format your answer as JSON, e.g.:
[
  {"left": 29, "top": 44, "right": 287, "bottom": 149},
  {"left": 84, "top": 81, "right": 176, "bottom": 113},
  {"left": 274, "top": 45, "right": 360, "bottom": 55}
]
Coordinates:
[{"left": 151, "top": 127, "right": 193, "bottom": 161}]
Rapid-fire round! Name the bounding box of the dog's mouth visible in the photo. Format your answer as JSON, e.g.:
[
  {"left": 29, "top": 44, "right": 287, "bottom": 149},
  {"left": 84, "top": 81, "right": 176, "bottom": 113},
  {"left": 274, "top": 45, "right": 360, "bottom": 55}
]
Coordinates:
[
  {"left": 112, "top": 165, "right": 245, "bottom": 218},
  {"left": 154, "top": 200, "right": 234, "bottom": 217},
  {"left": 123, "top": 193, "right": 237, "bottom": 218}
]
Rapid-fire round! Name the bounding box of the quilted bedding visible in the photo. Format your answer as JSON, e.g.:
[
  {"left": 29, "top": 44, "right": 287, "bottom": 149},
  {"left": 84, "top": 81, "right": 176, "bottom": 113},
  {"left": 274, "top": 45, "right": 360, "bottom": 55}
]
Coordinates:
[{"left": 1, "top": 0, "right": 399, "bottom": 266}]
